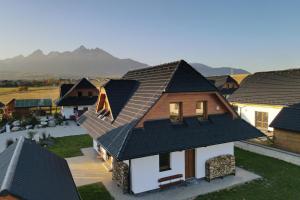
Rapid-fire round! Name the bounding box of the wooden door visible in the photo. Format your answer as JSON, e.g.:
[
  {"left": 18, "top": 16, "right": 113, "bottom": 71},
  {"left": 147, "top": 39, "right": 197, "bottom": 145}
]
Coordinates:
[{"left": 185, "top": 149, "right": 195, "bottom": 179}]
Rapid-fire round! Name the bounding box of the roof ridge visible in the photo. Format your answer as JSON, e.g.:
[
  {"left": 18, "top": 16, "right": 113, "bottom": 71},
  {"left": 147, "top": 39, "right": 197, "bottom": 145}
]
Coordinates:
[
  {"left": 125, "top": 60, "right": 182, "bottom": 74},
  {"left": 253, "top": 68, "right": 300, "bottom": 75},
  {"left": 0, "top": 137, "right": 24, "bottom": 192}
]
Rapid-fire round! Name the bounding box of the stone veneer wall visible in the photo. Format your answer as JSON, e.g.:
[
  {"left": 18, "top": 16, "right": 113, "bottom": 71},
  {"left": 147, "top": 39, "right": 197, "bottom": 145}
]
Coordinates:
[
  {"left": 112, "top": 160, "right": 129, "bottom": 193},
  {"left": 205, "top": 154, "right": 235, "bottom": 181}
]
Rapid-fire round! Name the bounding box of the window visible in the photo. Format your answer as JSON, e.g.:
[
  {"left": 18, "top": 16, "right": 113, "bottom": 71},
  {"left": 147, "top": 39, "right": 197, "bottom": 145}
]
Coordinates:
[
  {"left": 169, "top": 102, "right": 182, "bottom": 123},
  {"left": 255, "top": 111, "right": 268, "bottom": 130},
  {"left": 196, "top": 101, "right": 207, "bottom": 120},
  {"left": 159, "top": 153, "right": 171, "bottom": 172},
  {"left": 78, "top": 91, "right": 82, "bottom": 97},
  {"left": 88, "top": 91, "right": 93, "bottom": 97}
]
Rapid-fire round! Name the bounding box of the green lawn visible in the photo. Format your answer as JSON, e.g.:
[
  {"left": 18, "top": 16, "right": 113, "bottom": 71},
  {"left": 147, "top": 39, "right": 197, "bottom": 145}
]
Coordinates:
[
  {"left": 78, "top": 183, "right": 113, "bottom": 200},
  {"left": 197, "top": 148, "right": 300, "bottom": 200},
  {"left": 47, "top": 134, "right": 92, "bottom": 158}
]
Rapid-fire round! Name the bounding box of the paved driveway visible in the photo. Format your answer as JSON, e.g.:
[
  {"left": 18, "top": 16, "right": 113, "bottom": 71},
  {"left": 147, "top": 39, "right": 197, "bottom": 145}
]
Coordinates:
[
  {"left": 67, "top": 148, "right": 261, "bottom": 200},
  {"left": 66, "top": 148, "right": 110, "bottom": 187}
]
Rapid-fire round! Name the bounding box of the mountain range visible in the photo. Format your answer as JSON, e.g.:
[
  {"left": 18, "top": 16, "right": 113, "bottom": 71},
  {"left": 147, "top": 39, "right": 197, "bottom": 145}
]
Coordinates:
[{"left": 0, "top": 46, "right": 249, "bottom": 80}]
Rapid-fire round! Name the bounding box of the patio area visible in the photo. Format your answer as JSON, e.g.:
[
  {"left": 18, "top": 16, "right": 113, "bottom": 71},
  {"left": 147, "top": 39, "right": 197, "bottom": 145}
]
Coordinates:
[{"left": 67, "top": 147, "right": 261, "bottom": 200}]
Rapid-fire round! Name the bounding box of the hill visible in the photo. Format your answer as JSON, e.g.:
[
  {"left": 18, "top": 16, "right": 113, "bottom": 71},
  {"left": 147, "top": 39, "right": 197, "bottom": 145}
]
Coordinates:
[{"left": 0, "top": 46, "right": 249, "bottom": 79}]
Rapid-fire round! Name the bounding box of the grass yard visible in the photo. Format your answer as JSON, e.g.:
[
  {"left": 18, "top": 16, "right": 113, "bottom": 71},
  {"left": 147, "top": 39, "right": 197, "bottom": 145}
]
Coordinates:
[
  {"left": 78, "top": 183, "right": 113, "bottom": 200},
  {"left": 0, "top": 86, "right": 59, "bottom": 104},
  {"left": 47, "top": 134, "right": 92, "bottom": 158},
  {"left": 198, "top": 148, "right": 300, "bottom": 200}
]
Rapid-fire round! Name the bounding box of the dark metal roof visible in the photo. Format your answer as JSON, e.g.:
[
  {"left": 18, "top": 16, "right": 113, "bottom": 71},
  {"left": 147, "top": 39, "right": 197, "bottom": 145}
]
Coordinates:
[
  {"left": 0, "top": 138, "right": 81, "bottom": 200},
  {"left": 207, "top": 75, "right": 239, "bottom": 95},
  {"left": 14, "top": 99, "right": 52, "bottom": 108},
  {"left": 270, "top": 104, "right": 300, "bottom": 133},
  {"left": 56, "top": 78, "right": 98, "bottom": 106},
  {"left": 229, "top": 69, "right": 300, "bottom": 106},
  {"left": 56, "top": 96, "right": 98, "bottom": 106},
  {"left": 99, "top": 114, "right": 264, "bottom": 160},
  {"left": 103, "top": 79, "right": 138, "bottom": 119}
]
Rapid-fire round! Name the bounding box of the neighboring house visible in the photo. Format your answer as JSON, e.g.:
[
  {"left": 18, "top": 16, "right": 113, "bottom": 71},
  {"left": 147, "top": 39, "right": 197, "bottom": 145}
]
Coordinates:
[
  {"left": 0, "top": 137, "right": 81, "bottom": 200},
  {"left": 207, "top": 75, "right": 239, "bottom": 98},
  {"left": 79, "top": 60, "right": 263, "bottom": 194},
  {"left": 270, "top": 104, "right": 300, "bottom": 154},
  {"left": 56, "top": 78, "right": 98, "bottom": 119},
  {"left": 229, "top": 69, "right": 300, "bottom": 136},
  {"left": 4, "top": 98, "right": 52, "bottom": 117}
]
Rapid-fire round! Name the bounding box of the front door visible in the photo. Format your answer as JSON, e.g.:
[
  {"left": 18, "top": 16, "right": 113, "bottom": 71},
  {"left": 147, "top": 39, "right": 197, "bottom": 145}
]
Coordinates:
[{"left": 185, "top": 149, "right": 195, "bottom": 179}]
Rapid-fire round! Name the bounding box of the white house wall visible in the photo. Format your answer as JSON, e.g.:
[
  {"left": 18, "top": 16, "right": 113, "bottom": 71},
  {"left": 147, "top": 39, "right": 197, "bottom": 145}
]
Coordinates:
[
  {"left": 236, "top": 104, "right": 282, "bottom": 132},
  {"left": 130, "top": 142, "right": 234, "bottom": 194},
  {"left": 61, "top": 106, "right": 74, "bottom": 119},
  {"left": 130, "top": 151, "right": 185, "bottom": 194},
  {"left": 195, "top": 142, "right": 234, "bottom": 178}
]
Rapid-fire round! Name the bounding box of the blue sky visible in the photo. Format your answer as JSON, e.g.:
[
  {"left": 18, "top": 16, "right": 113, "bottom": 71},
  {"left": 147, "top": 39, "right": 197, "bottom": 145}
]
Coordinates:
[{"left": 1, "top": 0, "right": 300, "bottom": 72}]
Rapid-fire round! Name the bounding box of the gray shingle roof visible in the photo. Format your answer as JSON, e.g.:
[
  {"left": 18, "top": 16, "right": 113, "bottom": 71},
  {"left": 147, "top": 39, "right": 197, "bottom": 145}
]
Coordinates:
[
  {"left": 0, "top": 137, "right": 81, "bottom": 200},
  {"left": 270, "top": 104, "right": 300, "bottom": 132},
  {"left": 99, "top": 114, "right": 264, "bottom": 160},
  {"left": 103, "top": 80, "right": 138, "bottom": 119},
  {"left": 79, "top": 60, "right": 217, "bottom": 140},
  {"left": 229, "top": 69, "right": 300, "bottom": 106},
  {"left": 79, "top": 60, "right": 264, "bottom": 161}
]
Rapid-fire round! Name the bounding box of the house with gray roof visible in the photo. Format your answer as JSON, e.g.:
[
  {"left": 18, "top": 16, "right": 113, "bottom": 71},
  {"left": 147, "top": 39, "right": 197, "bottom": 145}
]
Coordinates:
[
  {"left": 0, "top": 137, "right": 81, "bottom": 200},
  {"left": 207, "top": 75, "right": 239, "bottom": 98},
  {"left": 79, "top": 60, "right": 263, "bottom": 194},
  {"left": 270, "top": 103, "right": 300, "bottom": 153},
  {"left": 229, "top": 68, "right": 300, "bottom": 137},
  {"left": 56, "top": 78, "right": 98, "bottom": 119}
]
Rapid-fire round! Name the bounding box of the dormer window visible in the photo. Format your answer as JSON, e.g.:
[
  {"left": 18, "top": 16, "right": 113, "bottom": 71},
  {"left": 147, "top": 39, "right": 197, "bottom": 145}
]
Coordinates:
[
  {"left": 169, "top": 102, "right": 182, "bottom": 123},
  {"left": 196, "top": 101, "right": 207, "bottom": 121}
]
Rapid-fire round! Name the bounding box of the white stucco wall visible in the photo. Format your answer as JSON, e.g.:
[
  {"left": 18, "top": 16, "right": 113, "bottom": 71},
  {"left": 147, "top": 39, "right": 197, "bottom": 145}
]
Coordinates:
[
  {"left": 236, "top": 104, "right": 282, "bottom": 132},
  {"left": 195, "top": 142, "right": 234, "bottom": 178},
  {"left": 130, "top": 142, "right": 234, "bottom": 194},
  {"left": 61, "top": 106, "right": 74, "bottom": 119},
  {"left": 130, "top": 151, "right": 185, "bottom": 194},
  {"left": 93, "top": 139, "right": 99, "bottom": 152}
]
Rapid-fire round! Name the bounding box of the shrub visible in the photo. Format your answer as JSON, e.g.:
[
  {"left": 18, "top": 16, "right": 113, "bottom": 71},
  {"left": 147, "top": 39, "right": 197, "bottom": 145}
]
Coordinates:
[
  {"left": 27, "top": 131, "right": 37, "bottom": 140},
  {"left": 6, "top": 139, "right": 14, "bottom": 148}
]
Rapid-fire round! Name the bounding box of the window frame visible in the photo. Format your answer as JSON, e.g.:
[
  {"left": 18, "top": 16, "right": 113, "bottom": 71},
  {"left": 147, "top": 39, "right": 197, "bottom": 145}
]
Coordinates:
[
  {"left": 255, "top": 111, "right": 268, "bottom": 130},
  {"left": 196, "top": 101, "right": 207, "bottom": 121},
  {"left": 169, "top": 102, "right": 183, "bottom": 123},
  {"left": 159, "top": 153, "right": 171, "bottom": 172}
]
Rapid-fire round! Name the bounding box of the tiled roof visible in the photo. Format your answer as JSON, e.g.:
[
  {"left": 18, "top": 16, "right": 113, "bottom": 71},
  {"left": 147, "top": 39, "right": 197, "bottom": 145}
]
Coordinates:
[
  {"left": 79, "top": 60, "right": 263, "bottom": 161},
  {"left": 270, "top": 104, "right": 300, "bottom": 132},
  {"left": 56, "top": 78, "right": 98, "bottom": 106},
  {"left": 79, "top": 60, "right": 181, "bottom": 139},
  {"left": 0, "top": 138, "right": 81, "bottom": 200},
  {"left": 229, "top": 69, "right": 300, "bottom": 106},
  {"left": 100, "top": 114, "right": 264, "bottom": 160},
  {"left": 103, "top": 79, "right": 138, "bottom": 119}
]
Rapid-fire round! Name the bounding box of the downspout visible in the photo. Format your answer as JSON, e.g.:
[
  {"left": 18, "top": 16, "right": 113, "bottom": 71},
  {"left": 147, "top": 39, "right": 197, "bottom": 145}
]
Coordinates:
[{"left": 128, "top": 159, "right": 132, "bottom": 194}]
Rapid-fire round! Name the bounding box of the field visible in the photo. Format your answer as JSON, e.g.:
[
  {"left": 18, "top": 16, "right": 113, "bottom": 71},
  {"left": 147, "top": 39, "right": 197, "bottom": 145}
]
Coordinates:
[{"left": 0, "top": 86, "right": 59, "bottom": 104}]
